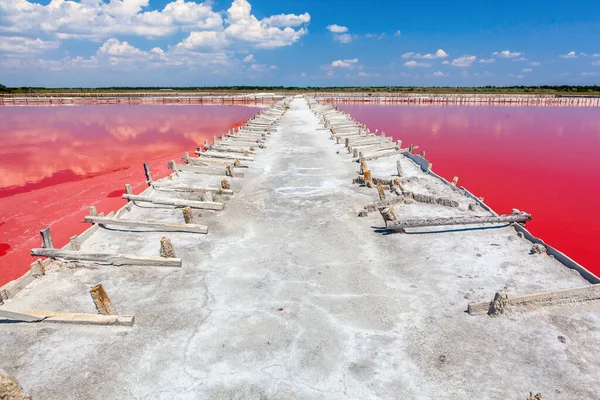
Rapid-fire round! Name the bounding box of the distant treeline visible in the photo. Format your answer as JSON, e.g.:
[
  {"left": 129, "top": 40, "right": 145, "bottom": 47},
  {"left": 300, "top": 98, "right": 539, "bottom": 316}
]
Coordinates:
[{"left": 2, "top": 84, "right": 600, "bottom": 95}]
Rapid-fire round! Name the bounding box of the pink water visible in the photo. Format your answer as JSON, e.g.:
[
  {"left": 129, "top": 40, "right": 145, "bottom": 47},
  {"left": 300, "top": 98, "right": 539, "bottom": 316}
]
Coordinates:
[
  {"left": 338, "top": 104, "right": 600, "bottom": 277},
  {"left": 0, "top": 105, "right": 259, "bottom": 285}
]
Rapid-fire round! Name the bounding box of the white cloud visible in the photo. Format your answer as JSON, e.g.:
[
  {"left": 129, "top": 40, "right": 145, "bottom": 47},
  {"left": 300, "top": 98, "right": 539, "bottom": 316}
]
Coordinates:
[
  {"left": 402, "top": 49, "right": 448, "bottom": 59},
  {"left": 334, "top": 33, "right": 353, "bottom": 43},
  {"left": 432, "top": 71, "right": 446, "bottom": 77},
  {"left": 98, "top": 38, "right": 144, "bottom": 57},
  {"left": 451, "top": 55, "right": 476, "bottom": 67},
  {"left": 331, "top": 58, "right": 359, "bottom": 68},
  {"left": 581, "top": 72, "right": 598, "bottom": 76},
  {"left": 593, "top": 54, "right": 600, "bottom": 57},
  {"left": 479, "top": 58, "right": 495, "bottom": 64},
  {"left": 0, "top": 0, "right": 224, "bottom": 40},
  {"left": 404, "top": 60, "right": 431, "bottom": 68},
  {"left": 327, "top": 24, "right": 348, "bottom": 33},
  {"left": 441, "top": 60, "right": 449, "bottom": 65},
  {"left": 522, "top": 68, "right": 532, "bottom": 72},
  {"left": 0, "top": 36, "right": 59, "bottom": 53},
  {"left": 243, "top": 54, "right": 254, "bottom": 62},
  {"left": 248, "top": 63, "right": 276, "bottom": 72},
  {"left": 591, "top": 60, "right": 600, "bottom": 66},
  {"left": 394, "top": 30, "right": 401, "bottom": 37},
  {"left": 300, "top": 72, "right": 306, "bottom": 77},
  {"left": 529, "top": 61, "right": 541, "bottom": 66},
  {"left": 493, "top": 50, "right": 523, "bottom": 58},
  {"left": 0, "top": 0, "right": 310, "bottom": 55},
  {"left": 559, "top": 51, "right": 577, "bottom": 59},
  {"left": 508, "top": 73, "right": 524, "bottom": 79},
  {"left": 365, "top": 33, "right": 385, "bottom": 40},
  {"left": 513, "top": 57, "right": 528, "bottom": 62},
  {"left": 262, "top": 12, "right": 310, "bottom": 27}
]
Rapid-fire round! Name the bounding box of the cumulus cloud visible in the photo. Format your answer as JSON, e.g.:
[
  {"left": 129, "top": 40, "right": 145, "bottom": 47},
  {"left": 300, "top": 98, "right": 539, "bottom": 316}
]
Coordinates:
[
  {"left": 479, "top": 58, "right": 495, "bottom": 64},
  {"left": 402, "top": 49, "right": 448, "bottom": 59},
  {"left": 508, "top": 73, "right": 524, "bottom": 79},
  {"left": 0, "top": 36, "right": 59, "bottom": 53},
  {"left": 529, "top": 61, "right": 541, "bottom": 66},
  {"left": 432, "top": 71, "right": 446, "bottom": 77},
  {"left": 327, "top": 24, "right": 348, "bottom": 33},
  {"left": 0, "top": 0, "right": 310, "bottom": 62},
  {"left": 493, "top": 50, "right": 523, "bottom": 58},
  {"left": 0, "top": 0, "right": 224, "bottom": 40},
  {"left": 327, "top": 24, "right": 354, "bottom": 43},
  {"left": 394, "top": 30, "right": 401, "bottom": 37},
  {"left": 331, "top": 58, "right": 359, "bottom": 68},
  {"left": 560, "top": 51, "right": 577, "bottom": 59},
  {"left": 522, "top": 68, "right": 532, "bottom": 72},
  {"left": 243, "top": 54, "right": 254, "bottom": 62},
  {"left": 404, "top": 60, "right": 431, "bottom": 68},
  {"left": 262, "top": 12, "right": 310, "bottom": 27},
  {"left": 451, "top": 55, "right": 476, "bottom": 67}
]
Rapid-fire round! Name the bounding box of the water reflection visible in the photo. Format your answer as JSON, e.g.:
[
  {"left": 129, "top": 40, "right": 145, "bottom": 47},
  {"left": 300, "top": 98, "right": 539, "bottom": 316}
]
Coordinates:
[
  {"left": 0, "top": 104, "right": 259, "bottom": 284},
  {"left": 0, "top": 105, "right": 258, "bottom": 197}
]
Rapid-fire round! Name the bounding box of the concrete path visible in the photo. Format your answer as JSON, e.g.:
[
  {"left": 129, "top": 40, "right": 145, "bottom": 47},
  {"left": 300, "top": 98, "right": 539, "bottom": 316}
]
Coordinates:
[{"left": 1, "top": 98, "right": 600, "bottom": 399}]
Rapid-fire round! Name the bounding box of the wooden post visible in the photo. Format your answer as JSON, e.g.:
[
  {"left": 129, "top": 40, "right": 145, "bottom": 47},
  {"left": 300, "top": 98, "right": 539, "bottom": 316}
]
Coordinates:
[
  {"left": 89, "top": 206, "right": 98, "bottom": 216},
  {"left": 213, "top": 135, "right": 218, "bottom": 144},
  {"left": 89, "top": 284, "right": 117, "bottom": 315},
  {"left": 203, "top": 140, "right": 208, "bottom": 149},
  {"left": 420, "top": 150, "right": 426, "bottom": 158},
  {"left": 182, "top": 207, "right": 194, "bottom": 224},
  {"left": 363, "top": 169, "right": 373, "bottom": 188},
  {"left": 451, "top": 176, "right": 459, "bottom": 186},
  {"left": 40, "top": 228, "right": 53, "bottom": 249},
  {"left": 31, "top": 260, "right": 45, "bottom": 277},
  {"left": 160, "top": 237, "right": 176, "bottom": 258},
  {"left": 379, "top": 206, "right": 397, "bottom": 223},
  {"left": 124, "top": 184, "right": 133, "bottom": 195},
  {"left": 225, "top": 164, "right": 234, "bottom": 177},
  {"left": 377, "top": 183, "right": 386, "bottom": 201},
  {"left": 143, "top": 162, "right": 153, "bottom": 185},
  {"left": 396, "top": 140, "right": 402, "bottom": 148},
  {"left": 353, "top": 149, "right": 358, "bottom": 157},
  {"left": 168, "top": 160, "right": 179, "bottom": 177},
  {"left": 360, "top": 160, "right": 367, "bottom": 174},
  {"left": 69, "top": 236, "right": 81, "bottom": 251},
  {"left": 396, "top": 159, "right": 403, "bottom": 177},
  {"left": 221, "top": 179, "right": 230, "bottom": 190}
]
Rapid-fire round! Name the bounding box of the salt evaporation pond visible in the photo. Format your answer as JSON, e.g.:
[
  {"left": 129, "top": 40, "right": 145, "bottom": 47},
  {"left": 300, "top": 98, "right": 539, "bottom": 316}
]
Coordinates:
[
  {"left": 338, "top": 104, "right": 600, "bottom": 276},
  {"left": 0, "top": 105, "right": 260, "bottom": 285}
]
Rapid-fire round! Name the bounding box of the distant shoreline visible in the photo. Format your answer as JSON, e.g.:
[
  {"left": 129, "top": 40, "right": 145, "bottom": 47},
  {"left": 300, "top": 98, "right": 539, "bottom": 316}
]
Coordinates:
[{"left": 2, "top": 92, "right": 599, "bottom": 107}]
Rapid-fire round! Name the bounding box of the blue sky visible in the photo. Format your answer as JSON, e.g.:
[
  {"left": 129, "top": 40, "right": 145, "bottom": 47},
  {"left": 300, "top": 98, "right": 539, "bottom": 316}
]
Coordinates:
[{"left": 1, "top": 0, "right": 599, "bottom": 87}]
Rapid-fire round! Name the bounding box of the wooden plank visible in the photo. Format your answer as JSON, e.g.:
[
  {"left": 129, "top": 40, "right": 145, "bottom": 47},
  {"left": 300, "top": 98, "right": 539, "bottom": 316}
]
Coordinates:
[
  {"left": 172, "top": 162, "right": 244, "bottom": 177},
  {"left": 152, "top": 183, "right": 233, "bottom": 195},
  {"left": 84, "top": 215, "right": 208, "bottom": 234},
  {"left": 359, "top": 150, "right": 405, "bottom": 162},
  {"left": 468, "top": 284, "right": 600, "bottom": 316},
  {"left": 387, "top": 213, "right": 532, "bottom": 232},
  {"left": 30, "top": 249, "right": 182, "bottom": 268},
  {"left": 0, "top": 309, "right": 134, "bottom": 326},
  {"left": 122, "top": 194, "right": 224, "bottom": 210},
  {"left": 202, "top": 151, "right": 254, "bottom": 161}
]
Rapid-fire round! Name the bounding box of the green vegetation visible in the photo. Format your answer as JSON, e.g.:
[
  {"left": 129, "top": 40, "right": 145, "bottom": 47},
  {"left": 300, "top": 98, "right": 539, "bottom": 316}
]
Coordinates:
[{"left": 1, "top": 84, "right": 600, "bottom": 96}]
